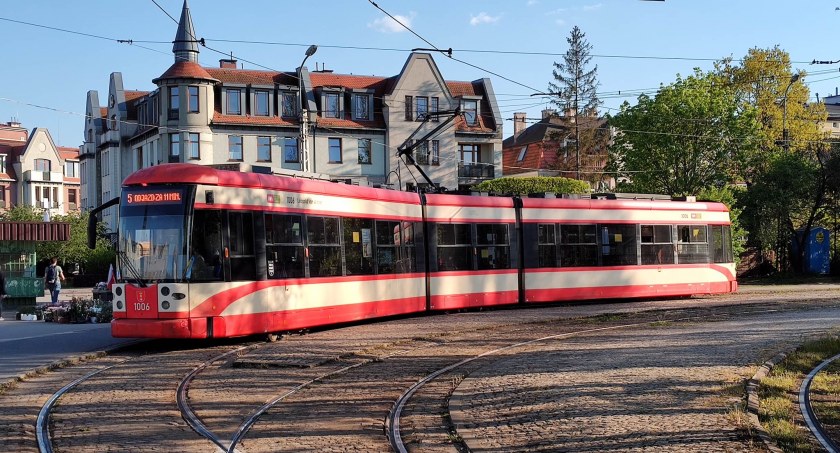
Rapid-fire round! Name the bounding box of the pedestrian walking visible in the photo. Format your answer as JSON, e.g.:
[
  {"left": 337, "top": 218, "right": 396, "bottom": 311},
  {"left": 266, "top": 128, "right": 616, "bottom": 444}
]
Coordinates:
[{"left": 45, "top": 257, "right": 65, "bottom": 305}]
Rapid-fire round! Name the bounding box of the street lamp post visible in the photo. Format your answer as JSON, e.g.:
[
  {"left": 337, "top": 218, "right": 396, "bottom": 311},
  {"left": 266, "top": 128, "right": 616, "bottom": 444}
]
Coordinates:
[
  {"left": 782, "top": 73, "right": 801, "bottom": 151},
  {"left": 298, "top": 45, "right": 318, "bottom": 173}
]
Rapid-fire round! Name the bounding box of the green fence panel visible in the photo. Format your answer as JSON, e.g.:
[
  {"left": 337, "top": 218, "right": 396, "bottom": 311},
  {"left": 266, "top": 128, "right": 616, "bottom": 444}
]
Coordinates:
[{"left": 6, "top": 277, "right": 44, "bottom": 298}]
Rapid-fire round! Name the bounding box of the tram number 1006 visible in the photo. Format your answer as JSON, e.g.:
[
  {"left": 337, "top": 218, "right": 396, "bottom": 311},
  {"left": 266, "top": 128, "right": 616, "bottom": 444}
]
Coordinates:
[{"left": 134, "top": 303, "right": 151, "bottom": 311}]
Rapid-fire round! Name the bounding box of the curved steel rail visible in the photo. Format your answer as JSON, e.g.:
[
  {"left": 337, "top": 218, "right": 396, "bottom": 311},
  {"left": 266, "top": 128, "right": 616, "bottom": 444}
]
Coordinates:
[
  {"left": 37, "top": 364, "right": 120, "bottom": 453},
  {"left": 386, "top": 321, "right": 662, "bottom": 453},
  {"left": 799, "top": 352, "right": 840, "bottom": 453}
]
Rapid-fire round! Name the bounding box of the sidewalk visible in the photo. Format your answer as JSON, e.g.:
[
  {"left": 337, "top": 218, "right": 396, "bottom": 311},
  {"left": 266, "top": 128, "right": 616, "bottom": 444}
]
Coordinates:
[{"left": 1, "top": 287, "right": 95, "bottom": 320}]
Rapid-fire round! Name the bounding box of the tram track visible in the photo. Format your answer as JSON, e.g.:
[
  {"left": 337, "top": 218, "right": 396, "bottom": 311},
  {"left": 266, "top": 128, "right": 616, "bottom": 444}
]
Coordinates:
[
  {"left": 17, "top": 296, "right": 840, "bottom": 452},
  {"left": 800, "top": 353, "right": 840, "bottom": 453}
]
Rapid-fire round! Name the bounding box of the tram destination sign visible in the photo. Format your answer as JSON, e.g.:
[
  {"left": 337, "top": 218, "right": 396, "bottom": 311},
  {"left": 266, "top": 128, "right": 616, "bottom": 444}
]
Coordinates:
[{"left": 124, "top": 189, "right": 185, "bottom": 205}]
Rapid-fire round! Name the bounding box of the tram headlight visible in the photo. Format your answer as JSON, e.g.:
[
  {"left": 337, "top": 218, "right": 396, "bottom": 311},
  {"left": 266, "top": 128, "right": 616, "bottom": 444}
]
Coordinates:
[
  {"left": 116, "top": 301, "right": 124, "bottom": 310},
  {"left": 161, "top": 301, "right": 171, "bottom": 310},
  {"left": 115, "top": 287, "right": 123, "bottom": 296},
  {"left": 161, "top": 286, "right": 170, "bottom": 296}
]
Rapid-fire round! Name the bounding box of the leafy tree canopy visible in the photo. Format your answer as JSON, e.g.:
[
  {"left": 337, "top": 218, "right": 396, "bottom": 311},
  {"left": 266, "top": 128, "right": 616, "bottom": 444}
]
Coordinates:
[{"left": 607, "top": 68, "right": 761, "bottom": 195}]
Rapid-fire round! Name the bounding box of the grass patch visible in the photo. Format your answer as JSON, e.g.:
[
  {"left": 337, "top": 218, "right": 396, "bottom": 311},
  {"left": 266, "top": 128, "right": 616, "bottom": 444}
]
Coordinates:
[{"left": 758, "top": 335, "right": 840, "bottom": 452}]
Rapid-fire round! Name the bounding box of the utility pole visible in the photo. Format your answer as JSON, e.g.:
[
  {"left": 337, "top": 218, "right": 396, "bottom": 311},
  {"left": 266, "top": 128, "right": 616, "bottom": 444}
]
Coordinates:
[{"left": 298, "top": 45, "right": 317, "bottom": 173}]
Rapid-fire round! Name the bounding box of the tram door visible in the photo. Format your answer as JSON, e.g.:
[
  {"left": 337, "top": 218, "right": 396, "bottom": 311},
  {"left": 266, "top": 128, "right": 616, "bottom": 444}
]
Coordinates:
[
  {"left": 190, "top": 210, "right": 223, "bottom": 281},
  {"left": 224, "top": 211, "right": 257, "bottom": 281}
]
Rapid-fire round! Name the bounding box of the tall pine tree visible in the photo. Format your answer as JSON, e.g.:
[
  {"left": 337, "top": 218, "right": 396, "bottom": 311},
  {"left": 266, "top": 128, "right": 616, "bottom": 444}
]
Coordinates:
[{"left": 547, "top": 26, "right": 606, "bottom": 185}]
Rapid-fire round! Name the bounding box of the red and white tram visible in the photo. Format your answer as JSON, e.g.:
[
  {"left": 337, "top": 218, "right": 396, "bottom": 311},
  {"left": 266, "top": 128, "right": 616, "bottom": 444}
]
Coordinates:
[{"left": 100, "top": 164, "right": 736, "bottom": 339}]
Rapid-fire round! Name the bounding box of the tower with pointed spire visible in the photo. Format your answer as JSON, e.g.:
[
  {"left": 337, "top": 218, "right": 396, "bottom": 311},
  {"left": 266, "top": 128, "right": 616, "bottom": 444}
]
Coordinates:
[{"left": 173, "top": 0, "right": 199, "bottom": 64}]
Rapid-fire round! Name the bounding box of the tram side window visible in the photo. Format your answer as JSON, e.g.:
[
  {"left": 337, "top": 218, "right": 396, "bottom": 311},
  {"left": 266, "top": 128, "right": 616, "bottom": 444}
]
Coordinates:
[
  {"left": 711, "top": 225, "right": 734, "bottom": 263},
  {"left": 307, "top": 216, "right": 342, "bottom": 277},
  {"left": 437, "top": 224, "right": 472, "bottom": 271},
  {"left": 376, "top": 220, "right": 416, "bottom": 274},
  {"left": 677, "top": 225, "right": 709, "bottom": 264},
  {"left": 228, "top": 212, "right": 256, "bottom": 280},
  {"left": 476, "top": 224, "right": 510, "bottom": 269},
  {"left": 265, "top": 214, "right": 305, "bottom": 279},
  {"left": 599, "top": 224, "right": 637, "bottom": 266},
  {"left": 190, "top": 210, "right": 223, "bottom": 281},
  {"left": 640, "top": 225, "right": 675, "bottom": 265},
  {"left": 343, "top": 218, "right": 375, "bottom": 275},
  {"left": 559, "top": 224, "right": 598, "bottom": 267},
  {"left": 537, "top": 224, "right": 557, "bottom": 267}
]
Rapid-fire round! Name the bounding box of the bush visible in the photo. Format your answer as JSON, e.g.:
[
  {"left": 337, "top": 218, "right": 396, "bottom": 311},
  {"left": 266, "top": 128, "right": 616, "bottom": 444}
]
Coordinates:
[{"left": 471, "top": 176, "right": 590, "bottom": 195}]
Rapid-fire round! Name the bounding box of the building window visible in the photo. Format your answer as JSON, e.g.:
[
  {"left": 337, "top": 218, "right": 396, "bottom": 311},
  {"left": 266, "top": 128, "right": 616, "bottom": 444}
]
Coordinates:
[
  {"left": 65, "top": 160, "right": 79, "bottom": 177},
  {"left": 354, "top": 95, "right": 370, "bottom": 120},
  {"left": 102, "top": 150, "right": 110, "bottom": 176},
  {"left": 463, "top": 99, "right": 478, "bottom": 125},
  {"left": 257, "top": 136, "right": 271, "bottom": 162},
  {"left": 284, "top": 138, "right": 299, "bottom": 163},
  {"left": 517, "top": 146, "right": 527, "bottom": 162},
  {"left": 68, "top": 189, "right": 77, "bottom": 210},
  {"left": 325, "top": 93, "right": 340, "bottom": 118},
  {"left": 188, "top": 86, "right": 199, "bottom": 113},
  {"left": 255, "top": 90, "right": 269, "bottom": 116},
  {"left": 35, "top": 158, "right": 50, "bottom": 172},
  {"left": 226, "top": 89, "right": 241, "bottom": 115},
  {"left": 187, "top": 133, "right": 200, "bottom": 160},
  {"left": 431, "top": 97, "right": 439, "bottom": 122},
  {"left": 416, "top": 141, "right": 429, "bottom": 165},
  {"left": 358, "top": 139, "right": 372, "bottom": 164},
  {"left": 431, "top": 140, "right": 440, "bottom": 166},
  {"left": 405, "top": 95, "right": 413, "bottom": 121},
  {"left": 229, "top": 135, "right": 243, "bottom": 161},
  {"left": 282, "top": 92, "right": 297, "bottom": 117},
  {"left": 416, "top": 96, "right": 428, "bottom": 120},
  {"left": 0, "top": 155, "right": 7, "bottom": 174},
  {"left": 459, "top": 143, "right": 479, "bottom": 164},
  {"left": 328, "top": 138, "right": 342, "bottom": 163},
  {"left": 169, "top": 134, "right": 181, "bottom": 161},
  {"left": 169, "top": 86, "right": 179, "bottom": 119}
]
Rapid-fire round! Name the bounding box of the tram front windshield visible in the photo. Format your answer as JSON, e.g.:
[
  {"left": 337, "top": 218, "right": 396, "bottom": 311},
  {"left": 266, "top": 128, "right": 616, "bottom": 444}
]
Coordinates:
[{"left": 118, "top": 187, "right": 191, "bottom": 283}]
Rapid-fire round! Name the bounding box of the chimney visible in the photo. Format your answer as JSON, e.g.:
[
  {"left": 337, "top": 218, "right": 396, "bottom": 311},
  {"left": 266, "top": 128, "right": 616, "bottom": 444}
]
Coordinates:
[
  {"left": 541, "top": 108, "right": 556, "bottom": 120},
  {"left": 219, "top": 58, "right": 237, "bottom": 69},
  {"left": 513, "top": 112, "right": 526, "bottom": 137}
]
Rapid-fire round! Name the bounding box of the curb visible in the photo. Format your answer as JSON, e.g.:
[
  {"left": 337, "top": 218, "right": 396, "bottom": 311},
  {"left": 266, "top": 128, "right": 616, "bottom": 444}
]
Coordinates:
[{"left": 745, "top": 352, "right": 787, "bottom": 453}]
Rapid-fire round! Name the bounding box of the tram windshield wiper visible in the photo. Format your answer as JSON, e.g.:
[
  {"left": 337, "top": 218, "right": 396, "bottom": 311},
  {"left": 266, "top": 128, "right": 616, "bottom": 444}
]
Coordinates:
[{"left": 117, "top": 250, "right": 147, "bottom": 288}]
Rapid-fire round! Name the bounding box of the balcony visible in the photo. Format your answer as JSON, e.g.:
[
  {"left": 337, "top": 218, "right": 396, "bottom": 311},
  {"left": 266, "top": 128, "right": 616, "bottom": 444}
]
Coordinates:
[
  {"left": 458, "top": 162, "right": 495, "bottom": 179},
  {"left": 24, "top": 170, "right": 63, "bottom": 183}
]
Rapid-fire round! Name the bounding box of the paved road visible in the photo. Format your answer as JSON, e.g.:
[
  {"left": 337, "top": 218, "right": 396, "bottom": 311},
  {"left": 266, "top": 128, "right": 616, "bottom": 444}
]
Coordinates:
[{"left": 0, "top": 288, "right": 138, "bottom": 385}]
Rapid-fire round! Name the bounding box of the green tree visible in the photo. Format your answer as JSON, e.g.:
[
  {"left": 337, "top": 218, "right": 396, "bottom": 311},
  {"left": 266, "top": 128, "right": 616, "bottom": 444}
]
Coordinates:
[
  {"left": 38, "top": 211, "right": 115, "bottom": 276},
  {"left": 472, "top": 176, "right": 590, "bottom": 195},
  {"left": 0, "top": 205, "right": 43, "bottom": 221},
  {"left": 714, "top": 46, "right": 826, "bottom": 184},
  {"left": 547, "top": 25, "right": 605, "bottom": 183},
  {"left": 607, "top": 69, "right": 760, "bottom": 195}
]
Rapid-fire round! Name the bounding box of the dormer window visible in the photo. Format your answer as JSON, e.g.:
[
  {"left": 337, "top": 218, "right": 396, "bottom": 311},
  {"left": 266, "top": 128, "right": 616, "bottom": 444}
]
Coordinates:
[
  {"left": 281, "top": 92, "right": 297, "bottom": 118},
  {"left": 462, "top": 99, "right": 478, "bottom": 126},
  {"left": 354, "top": 94, "right": 370, "bottom": 120},
  {"left": 325, "top": 93, "right": 340, "bottom": 118},
  {"left": 255, "top": 90, "right": 270, "bottom": 116},
  {"left": 226, "top": 88, "right": 241, "bottom": 115},
  {"left": 517, "top": 146, "right": 527, "bottom": 162}
]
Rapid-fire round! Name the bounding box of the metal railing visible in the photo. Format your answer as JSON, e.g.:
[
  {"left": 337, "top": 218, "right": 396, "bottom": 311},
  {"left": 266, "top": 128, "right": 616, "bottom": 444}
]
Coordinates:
[{"left": 458, "top": 162, "right": 495, "bottom": 178}]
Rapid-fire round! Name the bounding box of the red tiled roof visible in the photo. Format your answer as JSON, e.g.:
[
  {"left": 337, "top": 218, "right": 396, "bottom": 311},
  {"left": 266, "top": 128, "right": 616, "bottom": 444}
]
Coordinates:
[
  {"left": 205, "top": 68, "right": 297, "bottom": 86},
  {"left": 58, "top": 146, "right": 79, "bottom": 160},
  {"left": 124, "top": 90, "right": 148, "bottom": 102},
  {"left": 502, "top": 141, "right": 558, "bottom": 175},
  {"left": 447, "top": 81, "right": 478, "bottom": 97},
  {"left": 212, "top": 114, "right": 297, "bottom": 127},
  {"left": 310, "top": 73, "right": 390, "bottom": 90},
  {"left": 317, "top": 117, "right": 385, "bottom": 130},
  {"left": 154, "top": 61, "right": 219, "bottom": 83}
]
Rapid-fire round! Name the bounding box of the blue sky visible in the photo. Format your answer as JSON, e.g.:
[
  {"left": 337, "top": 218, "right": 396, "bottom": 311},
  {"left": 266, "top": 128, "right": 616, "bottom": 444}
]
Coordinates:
[{"left": 2, "top": 0, "right": 839, "bottom": 147}]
